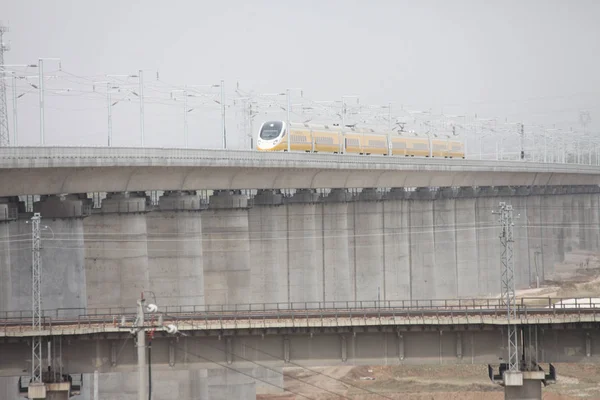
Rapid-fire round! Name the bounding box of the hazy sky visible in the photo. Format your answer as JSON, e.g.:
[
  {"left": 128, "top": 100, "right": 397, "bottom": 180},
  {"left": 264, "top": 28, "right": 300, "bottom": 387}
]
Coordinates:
[{"left": 2, "top": 0, "right": 599, "bottom": 149}]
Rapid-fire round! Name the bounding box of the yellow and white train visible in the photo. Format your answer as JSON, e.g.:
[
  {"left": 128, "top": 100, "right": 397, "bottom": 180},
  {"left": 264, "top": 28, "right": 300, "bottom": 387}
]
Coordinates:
[{"left": 256, "top": 121, "right": 465, "bottom": 158}]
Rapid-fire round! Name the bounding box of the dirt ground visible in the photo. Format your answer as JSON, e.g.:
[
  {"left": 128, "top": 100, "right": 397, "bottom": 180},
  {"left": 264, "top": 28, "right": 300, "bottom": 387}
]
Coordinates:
[
  {"left": 258, "top": 252, "right": 600, "bottom": 400},
  {"left": 257, "top": 363, "right": 600, "bottom": 400}
]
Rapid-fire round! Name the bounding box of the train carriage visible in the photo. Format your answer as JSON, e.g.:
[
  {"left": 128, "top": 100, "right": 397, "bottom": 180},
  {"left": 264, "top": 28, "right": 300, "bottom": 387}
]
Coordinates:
[{"left": 256, "top": 120, "right": 464, "bottom": 159}]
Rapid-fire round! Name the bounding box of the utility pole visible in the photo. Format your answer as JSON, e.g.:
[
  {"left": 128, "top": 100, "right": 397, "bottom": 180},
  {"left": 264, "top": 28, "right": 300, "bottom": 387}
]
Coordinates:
[
  {"left": 38, "top": 58, "right": 61, "bottom": 145},
  {"left": 11, "top": 75, "right": 17, "bottom": 146},
  {"left": 31, "top": 213, "right": 43, "bottom": 383},
  {"left": 495, "top": 202, "right": 518, "bottom": 372},
  {"left": 220, "top": 79, "right": 226, "bottom": 149},
  {"left": 136, "top": 295, "right": 148, "bottom": 400},
  {"left": 519, "top": 123, "right": 525, "bottom": 160},
  {"left": 170, "top": 87, "right": 189, "bottom": 148},
  {"left": 139, "top": 70, "right": 145, "bottom": 147},
  {"left": 0, "top": 23, "right": 10, "bottom": 146},
  {"left": 286, "top": 88, "right": 291, "bottom": 152},
  {"left": 107, "top": 83, "right": 113, "bottom": 147}
]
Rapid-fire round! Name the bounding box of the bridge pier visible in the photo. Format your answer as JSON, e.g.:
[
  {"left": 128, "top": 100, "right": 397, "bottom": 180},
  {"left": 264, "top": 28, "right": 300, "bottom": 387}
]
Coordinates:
[
  {"left": 146, "top": 191, "right": 206, "bottom": 307},
  {"left": 455, "top": 187, "right": 479, "bottom": 296},
  {"left": 322, "top": 189, "right": 352, "bottom": 302},
  {"left": 32, "top": 194, "right": 90, "bottom": 314},
  {"left": 84, "top": 191, "right": 149, "bottom": 309},
  {"left": 0, "top": 197, "right": 21, "bottom": 312},
  {"left": 503, "top": 373, "right": 546, "bottom": 400},
  {"left": 354, "top": 188, "right": 384, "bottom": 302},
  {"left": 382, "top": 188, "right": 411, "bottom": 300},
  {"left": 248, "top": 190, "right": 287, "bottom": 304},
  {"left": 286, "top": 189, "right": 321, "bottom": 304},
  {"left": 202, "top": 190, "right": 250, "bottom": 307},
  {"left": 408, "top": 187, "right": 437, "bottom": 300}
]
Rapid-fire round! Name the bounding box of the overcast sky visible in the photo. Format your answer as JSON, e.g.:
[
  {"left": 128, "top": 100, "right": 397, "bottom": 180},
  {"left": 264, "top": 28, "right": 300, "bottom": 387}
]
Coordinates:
[{"left": 2, "top": 0, "right": 599, "bottom": 149}]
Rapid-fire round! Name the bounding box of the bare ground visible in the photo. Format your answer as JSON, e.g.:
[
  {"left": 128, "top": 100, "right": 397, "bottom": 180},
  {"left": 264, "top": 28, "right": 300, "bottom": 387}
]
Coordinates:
[{"left": 257, "top": 364, "right": 600, "bottom": 399}]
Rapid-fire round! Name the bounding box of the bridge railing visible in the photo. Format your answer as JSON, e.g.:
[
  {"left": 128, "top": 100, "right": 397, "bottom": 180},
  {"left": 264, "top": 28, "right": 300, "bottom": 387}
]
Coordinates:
[{"left": 1, "top": 297, "right": 599, "bottom": 324}]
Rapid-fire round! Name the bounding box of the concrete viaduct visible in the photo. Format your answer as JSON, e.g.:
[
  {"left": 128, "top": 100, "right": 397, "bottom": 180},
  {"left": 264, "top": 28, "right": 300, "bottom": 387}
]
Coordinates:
[{"left": 2, "top": 146, "right": 600, "bottom": 399}]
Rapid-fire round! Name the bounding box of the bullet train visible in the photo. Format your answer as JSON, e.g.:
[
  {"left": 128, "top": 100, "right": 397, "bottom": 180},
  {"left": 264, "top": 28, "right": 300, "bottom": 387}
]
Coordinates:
[{"left": 256, "top": 121, "right": 465, "bottom": 158}]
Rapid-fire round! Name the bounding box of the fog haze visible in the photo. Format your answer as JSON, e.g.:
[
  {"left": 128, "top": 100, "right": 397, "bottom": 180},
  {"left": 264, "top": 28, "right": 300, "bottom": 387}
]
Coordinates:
[{"left": 3, "top": 0, "right": 599, "bottom": 148}]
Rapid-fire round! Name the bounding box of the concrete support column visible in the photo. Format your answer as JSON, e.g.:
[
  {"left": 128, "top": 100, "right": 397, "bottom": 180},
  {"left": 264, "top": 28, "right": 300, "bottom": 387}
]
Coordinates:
[
  {"left": 286, "top": 189, "right": 321, "bottom": 304},
  {"left": 30, "top": 194, "right": 89, "bottom": 314},
  {"left": 434, "top": 188, "right": 458, "bottom": 298},
  {"left": 589, "top": 186, "right": 600, "bottom": 252},
  {"left": 540, "top": 187, "right": 562, "bottom": 280},
  {"left": 84, "top": 192, "right": 149, "bottom": 309},
  {"left": 146, "top": 191, "right": 206, "bottom": 308},
  {"left": 202, "top": 190, "right": 250, "bottom": 307},
  {"left": 454, "top": 188, "right": 479, "bottom": 297},
  {"left": 322, "top": 189, "right": 352, "bottom": 302},
  {"left": 409, "top": 187, "right": 436, "bottom": 300},
  {"left": 0, "top": 197, "right": 21, "bottom": 312},
  {"left": 248, "top": 190, "right": 287, "bottom": 305},
  {"left": 568, "top": 186, "right": 583, "bottom": 253},
  {"left": 504, "top": 376, "right": 543, "bottom": 400},
  {"left": 383, "top": 188, "right": 411, "bottom": 301},
  {"left": 475, "top": 187, "right": 501, "bottom": 296},
  {"left": 354, "top": 188, "right": 384, "bottom": 302}
]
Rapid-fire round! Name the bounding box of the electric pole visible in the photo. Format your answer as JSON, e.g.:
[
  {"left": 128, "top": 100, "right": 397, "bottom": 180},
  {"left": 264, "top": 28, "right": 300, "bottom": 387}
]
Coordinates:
[
  {"left": 221, "top": 79, "right": 226, "bottom": 149},
  {"left": 519, "top": 123, "right": 525, "bottom": 160},
  {"left": 0, "top": 23, "right": 10, "bottom": 146},
  {"left": 495, "top": 202, "right": 518, "bottom": 372},
  {"left": 136, "top": 295, "right": 148, "bottom": 400},
  {"left": 31, "top": 213, "right": 43, "bottom": 383}
]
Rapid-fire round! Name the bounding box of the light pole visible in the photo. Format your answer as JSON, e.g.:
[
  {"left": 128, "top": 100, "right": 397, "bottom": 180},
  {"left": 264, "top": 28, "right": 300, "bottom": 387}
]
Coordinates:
[
  {"left": 38, "top": 58, "right": 61, "bottom": 145},
  {"left": 220, "top": 80, "right": 226, "bottom": 149},
  {"left": 0, "top": 64, "right": 38, "bottom": 146},
  {"left": 93, "top": 81, "right": 120, "bottom": 147},
  {"left": 172, "top": 83, "right": 220, "bottom": 149},
  {"left": 341, "top": 95, "right": 359, "bottom": 128},
  {"left": 171, "top": 87, "right": 189, "bottom": 148},
  {"left": 106, "top": 73, "right": 141, "bottom": 146},
  {"left": 139, "top": 70, "right": 145, "bottom": 147},
  {"left": 286, "top": 88, "right": 303, "bottom": 152},
  {"left": 341, "top": 95, "right": 359, "bottom": 153}
]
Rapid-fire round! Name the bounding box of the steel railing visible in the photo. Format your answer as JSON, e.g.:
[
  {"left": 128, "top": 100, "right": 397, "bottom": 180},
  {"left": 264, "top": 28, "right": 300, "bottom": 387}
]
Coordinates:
[{"left": 1, "top": 297, "right": 598, "bottom": 330}]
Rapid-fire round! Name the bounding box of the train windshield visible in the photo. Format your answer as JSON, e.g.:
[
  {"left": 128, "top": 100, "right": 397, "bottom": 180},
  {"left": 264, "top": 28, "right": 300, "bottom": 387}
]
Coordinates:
[{"left": 260, "top": 121, "right": 283, "bottom": 140}]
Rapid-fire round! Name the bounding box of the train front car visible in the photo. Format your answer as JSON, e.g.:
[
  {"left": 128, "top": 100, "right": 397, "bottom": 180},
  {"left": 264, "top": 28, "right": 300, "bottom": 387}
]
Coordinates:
[{"left": 257, "top": 120, "right": 287, "bottom": 151}]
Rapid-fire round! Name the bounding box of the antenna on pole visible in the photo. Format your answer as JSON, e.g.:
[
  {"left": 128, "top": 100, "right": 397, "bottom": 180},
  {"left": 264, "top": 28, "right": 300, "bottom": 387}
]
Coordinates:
[{"left": 0, "top": 22, "right": 11, "bottom": 146}]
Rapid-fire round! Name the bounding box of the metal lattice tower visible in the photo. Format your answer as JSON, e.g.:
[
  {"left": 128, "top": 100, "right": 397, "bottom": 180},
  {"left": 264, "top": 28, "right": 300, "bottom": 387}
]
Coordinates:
[
  {"left": 495, "top": 202, "right": 518, "bottom": 372},
  {"left": 0, "top": 23, "right": 10, "bottom": 146},
  {"left": 31, "top": 213, "right": 43, "bottom": 382}
]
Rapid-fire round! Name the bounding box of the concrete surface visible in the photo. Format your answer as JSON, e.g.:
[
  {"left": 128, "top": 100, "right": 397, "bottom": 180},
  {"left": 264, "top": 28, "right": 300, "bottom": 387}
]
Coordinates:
[
  {"left": 84, "top": 192, "right": 149, "bottom": 309},
  {"left": 2, "top": 186, "right": 600, "bottom": 312},
  {"left": 146, "top": 191, "right": 205, "bottom": 307},
  {"left": 3, "top": 147, "right": 600, "bottom": 196}
]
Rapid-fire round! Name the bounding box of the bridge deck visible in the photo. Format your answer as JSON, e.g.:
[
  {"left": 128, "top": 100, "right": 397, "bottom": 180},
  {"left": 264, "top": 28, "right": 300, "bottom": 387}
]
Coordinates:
[
  {"left": 2, "top": 297, "right": 599, "bottom": 337},
  {"left": 1, "top": 147, "right": 600, "bottom": 195}
]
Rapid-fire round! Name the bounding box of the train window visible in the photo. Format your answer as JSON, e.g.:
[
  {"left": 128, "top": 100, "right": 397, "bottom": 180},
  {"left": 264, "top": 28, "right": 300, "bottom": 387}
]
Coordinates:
[
  {"left": 433, "top": 144, "right": 446, "bottom": 151},
  {"left": 413, "top": 143, "right": 428, "bottom": 150},
  {"left": 393, "top": 142, "right": 407, "bottom": 149},
  {"left": 368, "top": 140, "right": 385, "bottom": 147},
  {"left": 316, "top": 137, "right": 334, "bottom": 144},
  {"left": 260, "top": 121, "right": 283, "bottom": 139}
]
